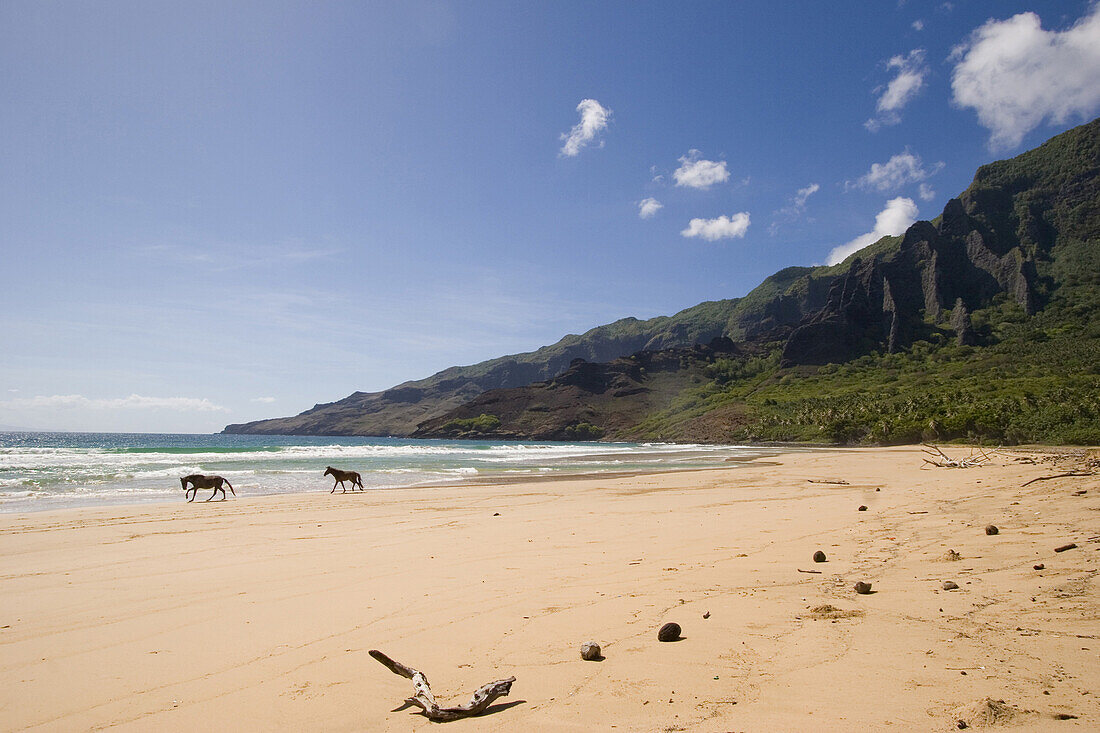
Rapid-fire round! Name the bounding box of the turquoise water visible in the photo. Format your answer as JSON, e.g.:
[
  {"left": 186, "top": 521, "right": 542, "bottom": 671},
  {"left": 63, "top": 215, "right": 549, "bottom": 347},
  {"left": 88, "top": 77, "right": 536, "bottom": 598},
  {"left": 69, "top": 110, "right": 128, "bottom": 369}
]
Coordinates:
[{"left": 0, "top": 432, "right": 775, "bottom": 512}]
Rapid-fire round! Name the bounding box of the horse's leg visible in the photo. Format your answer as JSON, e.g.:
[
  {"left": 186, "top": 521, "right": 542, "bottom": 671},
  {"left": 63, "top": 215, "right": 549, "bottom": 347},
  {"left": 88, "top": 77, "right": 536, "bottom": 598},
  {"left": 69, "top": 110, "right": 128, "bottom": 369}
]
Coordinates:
[
  {"left": 340, "top": 480, "right": 347, "bottom": 493},
  {"left": 331, "top": 481, "right": 337, "bottom": 494},
  {"left": 206, "top": 488, "right": 217, "bottom": 501},
  {"left": 186, "top": 487, "right": 195, "bottom": 502},
  {"left": 219, "top": 488, "right": 227, "bottom": 501}
]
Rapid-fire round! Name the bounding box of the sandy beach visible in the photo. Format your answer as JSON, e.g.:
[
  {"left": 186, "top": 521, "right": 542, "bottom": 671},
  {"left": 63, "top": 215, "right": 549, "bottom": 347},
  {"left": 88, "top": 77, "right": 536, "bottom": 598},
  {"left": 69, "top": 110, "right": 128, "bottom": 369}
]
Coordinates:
[{"left": 1, "top": 446, "right": 1097, "bottom": 731}]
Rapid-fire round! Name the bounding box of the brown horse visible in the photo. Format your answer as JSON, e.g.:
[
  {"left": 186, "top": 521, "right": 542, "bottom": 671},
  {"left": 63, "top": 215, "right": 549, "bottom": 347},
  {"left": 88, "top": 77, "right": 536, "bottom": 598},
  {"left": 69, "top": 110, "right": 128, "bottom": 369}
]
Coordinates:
[
  {"left": 181, "top": 474, "right": 235, "bottom": 502},
  {"left": 324, "top": 466, "right": 364, "bottom": 493}
]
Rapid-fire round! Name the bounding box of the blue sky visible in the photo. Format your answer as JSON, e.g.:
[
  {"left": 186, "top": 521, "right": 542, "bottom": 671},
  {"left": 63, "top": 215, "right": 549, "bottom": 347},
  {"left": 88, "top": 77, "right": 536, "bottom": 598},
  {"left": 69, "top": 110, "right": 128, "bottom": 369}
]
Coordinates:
[{"left": 2, "top": 1, "right": 1099, "bottom": 432}]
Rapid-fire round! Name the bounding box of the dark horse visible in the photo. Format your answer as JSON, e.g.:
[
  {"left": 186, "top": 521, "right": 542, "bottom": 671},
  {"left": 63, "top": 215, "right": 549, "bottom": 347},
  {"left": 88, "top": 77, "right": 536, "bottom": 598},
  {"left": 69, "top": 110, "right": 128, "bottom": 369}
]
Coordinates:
[
  {"left": 181, "top": 474, "right": 235, "bottom": 502},
  {"left": 324, "top": 466, "right": 364, "bottom": 493}
]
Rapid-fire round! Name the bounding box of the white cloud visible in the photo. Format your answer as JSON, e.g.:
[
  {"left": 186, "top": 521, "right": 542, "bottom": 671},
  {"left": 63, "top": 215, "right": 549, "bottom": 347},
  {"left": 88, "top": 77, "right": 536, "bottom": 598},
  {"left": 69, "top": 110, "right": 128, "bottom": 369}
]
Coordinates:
[
  {"left": 250, "top": 396, "right": 276, "bottom": 403},
  {"left": 951, "top": 6, "right": 1100, "bottom": 150},
  {"left": 851, "top": 151, "right": 942, "bottom": 192},
  {"left": 672, "top": 150, "right": 730, "bottom": 189},
  {"left": 866, "top": 49, "right": 927, "bottom": 129},
  {"left": 794, "top": 183, "right": 820, "bottom": 208},
  {"left": 681, "top": 213, "right": 751, "bottom": 241},
  {"left": 559, "top": 99, "right": 612, "bottom": 157},
  {"left": 826, "top": 198, "right": 918, "bottom": 265},
  {"left": 637, "top": 197, "right": 663, "bottom": 219},
  {"left": 919, "top": 182, "right": 936, "bottom": 201},
  {"left": 770, "top": 182, "right": 821, "bottom": 235},
  {"left": 912, "top": 19, "right": 924, "bottom": 31},
  {"left": 1, "top": 394, "right": 229, "bottom": 412}
]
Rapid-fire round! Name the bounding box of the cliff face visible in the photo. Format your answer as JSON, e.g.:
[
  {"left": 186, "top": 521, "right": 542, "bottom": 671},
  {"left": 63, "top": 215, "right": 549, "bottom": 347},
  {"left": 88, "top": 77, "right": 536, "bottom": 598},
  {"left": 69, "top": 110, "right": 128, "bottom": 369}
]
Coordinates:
[
  {"left": 782, "top": 202, "right": 1039, "bottom": 364},
  {"left": 415, "top": 119, "right": 1099, "bottom": 443},
  {"left": 413, "top": 338, "right": 758, "bottom": 442},
  {"left": 783, "top": 118, "right": 1099, "bottom": 365}
]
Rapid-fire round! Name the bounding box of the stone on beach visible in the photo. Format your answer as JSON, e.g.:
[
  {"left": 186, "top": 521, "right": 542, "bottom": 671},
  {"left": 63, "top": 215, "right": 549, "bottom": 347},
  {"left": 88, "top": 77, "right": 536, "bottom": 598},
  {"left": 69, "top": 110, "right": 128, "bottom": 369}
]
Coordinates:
[
  {"left": 657, "top": 623, "right": 681, "bottom": 642},
  {"left": 942, "top": 580, "right": 959, "bottom": 590},
  {"left": 813, "top": 550, "right": 827, "bottom": 563},
  {"left": 985, "top": 524, "right": 999, "bottom": 535},
  {"left": 854, "top": 581, "right": 873, "bottom": 594},
  {"left": 580, "top": 641, "right": 601, "bottom": 661}
]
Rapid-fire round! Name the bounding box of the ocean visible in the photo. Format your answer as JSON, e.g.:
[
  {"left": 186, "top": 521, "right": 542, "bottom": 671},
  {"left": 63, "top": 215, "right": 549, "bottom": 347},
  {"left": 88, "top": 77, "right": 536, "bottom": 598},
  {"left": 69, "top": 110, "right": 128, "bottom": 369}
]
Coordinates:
[{"left": 0, "top": 432, "right": 777, "bottom": 513}]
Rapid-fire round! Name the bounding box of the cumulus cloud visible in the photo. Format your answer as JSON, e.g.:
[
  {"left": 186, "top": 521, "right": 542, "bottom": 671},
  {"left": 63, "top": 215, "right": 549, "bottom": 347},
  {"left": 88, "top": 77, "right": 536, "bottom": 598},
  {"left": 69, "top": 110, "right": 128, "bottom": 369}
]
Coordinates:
[
  {"left": 250, "top": 396, "right": 276, "bottom": 403},
  {"left": 672, "top": 150, "right": 730, "bottom": 189},
  {"left": 637, "top": 197, "right": 663, "bottom": 219},
  {"left": 912, "top": 19, "right": 924, "bottom": 31},
  {"left": 1, "top": 394, "right": 229, "bottom": 412},
  {"left": 950, "top": 6, "right": 1100, "bottom": 150},
  {"left": 851, "top": 151, "right": 943, "bottom": 192},
  {"left": 681, "top": 213, "right": 751, "bottom": 241},
  {"left": 559, "top": 99, "right": 612, "bottom": 157},
  {"left": 865, "top": 49, "right": 927, "bottom": 130},
  {"left": 826, "top": 198, "right": 918, "bottom": 266}
]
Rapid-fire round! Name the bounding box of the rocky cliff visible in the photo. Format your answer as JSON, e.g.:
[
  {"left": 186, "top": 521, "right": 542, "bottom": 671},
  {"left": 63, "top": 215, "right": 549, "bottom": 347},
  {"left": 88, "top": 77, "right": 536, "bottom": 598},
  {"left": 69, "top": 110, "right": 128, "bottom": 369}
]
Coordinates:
[
  {"left": 415, "top": 118, "right": 1100, "bottom": 443},
  {"left": 228, "top": 118, "right": 1099, "bottom": 441}
]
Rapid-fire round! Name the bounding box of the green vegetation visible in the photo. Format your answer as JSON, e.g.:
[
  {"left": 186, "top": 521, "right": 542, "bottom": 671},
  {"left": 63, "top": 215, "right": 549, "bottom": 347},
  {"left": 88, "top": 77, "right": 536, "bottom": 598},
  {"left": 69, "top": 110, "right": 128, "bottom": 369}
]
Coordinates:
[
  {"left": 439, "top": 413, "right": 502, "bottom": 435},
  {"left": 563, "top": 422, "right": 605, "bottom": 440},
  {"left": 631, "top": 296, "right": 1100, "bottom": 445}
]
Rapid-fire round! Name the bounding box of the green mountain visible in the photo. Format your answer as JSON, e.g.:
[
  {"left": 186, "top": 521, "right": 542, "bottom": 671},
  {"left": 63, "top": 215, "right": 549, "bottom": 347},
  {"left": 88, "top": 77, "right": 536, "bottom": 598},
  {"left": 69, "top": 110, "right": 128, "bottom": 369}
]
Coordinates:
[
  {"left": 224, "top": 299, "right": 742, "bottom": 436},
  {"left": 224, "top": 260, "right": 855, "bottom": 437},
  {"left": 414, "top": 118, "right": 1100, "bottom": 445}
]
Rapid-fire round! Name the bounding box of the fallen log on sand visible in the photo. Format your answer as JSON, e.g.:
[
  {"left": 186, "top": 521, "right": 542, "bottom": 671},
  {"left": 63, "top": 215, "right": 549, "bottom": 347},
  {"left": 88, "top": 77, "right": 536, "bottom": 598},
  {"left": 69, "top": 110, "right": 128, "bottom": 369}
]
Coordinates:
[{"left": 369, "top": 649, "right": 516, "bottom": 722}]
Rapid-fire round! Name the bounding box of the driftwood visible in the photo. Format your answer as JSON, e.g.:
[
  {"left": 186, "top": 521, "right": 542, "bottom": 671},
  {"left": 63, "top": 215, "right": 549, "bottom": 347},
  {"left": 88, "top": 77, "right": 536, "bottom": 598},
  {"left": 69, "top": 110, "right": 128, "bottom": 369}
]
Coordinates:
[
  {"left": 808, "top": 479, "right": 850, "bottom": 485},
  {"left": 369, "top": 650, "right": 515, "bottom": 721},
  {"left": 921, "top": 444, "right": 992, "bottom": 469},
  {"left": 1021, "top": 471, "right": 1095, "bottom": 487},
  {"left": 797, "top": 568, "right": 823, "bottom": 574}
]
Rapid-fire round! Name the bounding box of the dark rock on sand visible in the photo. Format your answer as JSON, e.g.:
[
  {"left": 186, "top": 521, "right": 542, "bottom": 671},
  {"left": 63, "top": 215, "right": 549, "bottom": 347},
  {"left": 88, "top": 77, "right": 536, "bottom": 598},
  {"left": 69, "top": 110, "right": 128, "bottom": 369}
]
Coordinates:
[
  {"left": 813, "top": 550, "right": 827, "bottom": 563},
  {"left": 985, "top": 524, "right": 999, "bottom": 535},
  {"left": 858, "top": 505, "right": 868, "bottom": 511},
  {"left": 657, "top": 623, "right": 682, "bottom": 642},
  {"left": 580, "top": 641, "right": 602, "bottom": 661},
  {"left": 854, "top": 581, "right": 873, "bottom": 594},
  {"left": 943, "top": 581, "right": 959, "bottom": 590}
]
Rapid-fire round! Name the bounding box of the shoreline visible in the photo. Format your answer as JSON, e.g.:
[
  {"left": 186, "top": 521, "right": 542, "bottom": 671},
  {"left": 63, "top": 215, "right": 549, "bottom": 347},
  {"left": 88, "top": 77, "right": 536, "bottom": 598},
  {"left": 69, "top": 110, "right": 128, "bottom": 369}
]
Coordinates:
[
  {"left": 1, "top": 446, "right": 1096, "bottom": 731},
  {"left": 0, "top": 442, "right": 801, "bottom": 517}
]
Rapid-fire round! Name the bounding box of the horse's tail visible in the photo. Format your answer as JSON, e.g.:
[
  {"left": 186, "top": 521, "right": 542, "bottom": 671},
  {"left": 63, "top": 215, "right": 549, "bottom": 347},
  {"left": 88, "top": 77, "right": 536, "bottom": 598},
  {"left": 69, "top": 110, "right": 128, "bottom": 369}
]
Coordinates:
[
  {"left": 355, "top": 472, "right": 364, "bottom": 488},
  {"left": 225, "top": 479, "right": 236, "bottom": 496}
]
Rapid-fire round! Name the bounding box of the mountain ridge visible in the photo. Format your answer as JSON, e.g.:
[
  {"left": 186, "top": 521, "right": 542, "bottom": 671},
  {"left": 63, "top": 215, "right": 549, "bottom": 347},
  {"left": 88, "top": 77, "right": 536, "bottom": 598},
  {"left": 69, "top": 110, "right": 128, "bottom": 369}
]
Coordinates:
[
  {"left": 415, "top": 118, "right": 1100, "bottom": 444},
  {"left": 227, "top": 118, "right": 1099, "bottom": 443}
]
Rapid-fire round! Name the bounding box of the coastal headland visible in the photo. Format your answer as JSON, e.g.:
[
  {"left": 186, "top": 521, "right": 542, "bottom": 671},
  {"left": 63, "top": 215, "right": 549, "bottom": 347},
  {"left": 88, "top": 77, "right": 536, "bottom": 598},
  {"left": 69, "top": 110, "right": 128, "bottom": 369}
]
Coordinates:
[{"left": 1, "top": 446, "right": 1096, "bottom": 731}]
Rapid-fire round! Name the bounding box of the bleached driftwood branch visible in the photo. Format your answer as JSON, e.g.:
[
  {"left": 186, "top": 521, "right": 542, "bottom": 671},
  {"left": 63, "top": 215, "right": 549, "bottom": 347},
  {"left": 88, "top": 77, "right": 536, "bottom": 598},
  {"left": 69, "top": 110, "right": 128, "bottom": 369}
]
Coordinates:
[
  {"left": 369, "top": 649, "right": 516, "bottom": 722},
  {"left": 921, "top": 444, "right": 991, "bottom": 469}
]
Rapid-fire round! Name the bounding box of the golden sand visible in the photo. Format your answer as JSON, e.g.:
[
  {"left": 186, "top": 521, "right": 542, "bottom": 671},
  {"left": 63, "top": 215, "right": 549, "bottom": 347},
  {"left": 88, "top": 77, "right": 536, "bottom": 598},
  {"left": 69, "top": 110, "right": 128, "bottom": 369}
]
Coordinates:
[{"left": 1, "top": 446, "right": 1096, "bottom": 731}]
